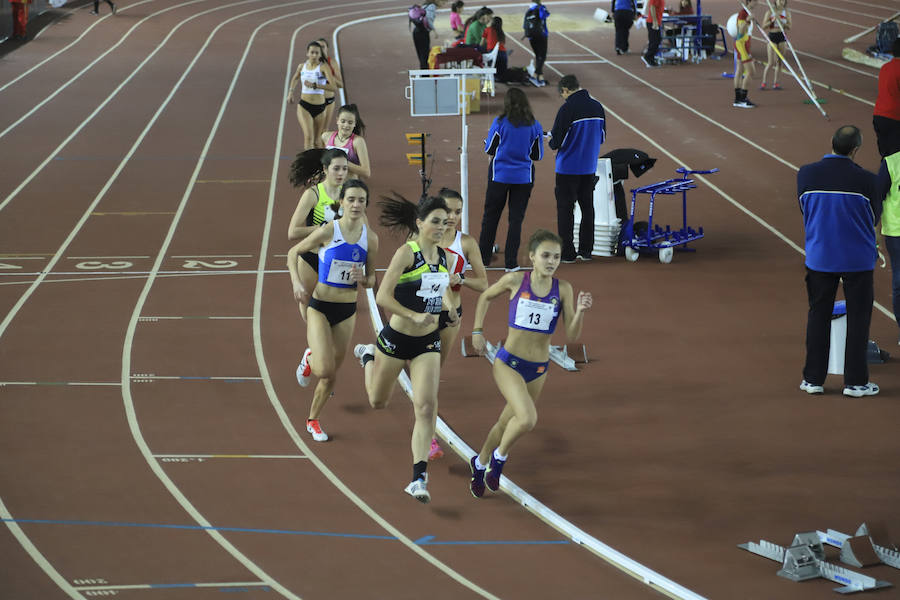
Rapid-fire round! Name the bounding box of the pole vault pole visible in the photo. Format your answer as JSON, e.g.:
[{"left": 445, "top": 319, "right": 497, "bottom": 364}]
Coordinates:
[
  {"left": 740, "top": 2, "right": 828, "bottom": 119},
  {"left": 764, "top": 0, "right": 811, "bottom": 92},
  {"left": 844, "top": 10, "right": 900, "bottom": 44}
]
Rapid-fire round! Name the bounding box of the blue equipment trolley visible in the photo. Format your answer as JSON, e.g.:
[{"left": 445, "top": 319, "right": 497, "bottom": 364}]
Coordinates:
[{"left": 622, "top": 167, "right": 718, "bottom": 263}]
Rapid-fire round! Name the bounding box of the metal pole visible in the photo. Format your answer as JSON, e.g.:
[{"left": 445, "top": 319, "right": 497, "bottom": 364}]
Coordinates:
[
  {"left": 460, "top": 75, "right": 470, "bottom": 234},
  {"left": 764, "top": 0, "right": 811, "bottom": 92}
]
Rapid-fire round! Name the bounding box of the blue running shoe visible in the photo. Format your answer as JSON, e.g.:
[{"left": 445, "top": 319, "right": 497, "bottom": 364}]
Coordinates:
[
  {"left": 485, "top": 454, "right": 506, "bottom": 492},
  {"left": 470, "top": 456, "right": 486, "bottom": 498}
]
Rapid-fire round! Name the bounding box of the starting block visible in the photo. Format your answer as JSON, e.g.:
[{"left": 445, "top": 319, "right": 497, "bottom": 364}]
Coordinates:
[
  {"left": 818, "top": 524, "right": 900, "bottom": 570},
  {"left": 740, "top": 532, "right": 893, "bottom": 593},
  {"left": 460, "top": 335, "right": 499, "bottom": 364}
]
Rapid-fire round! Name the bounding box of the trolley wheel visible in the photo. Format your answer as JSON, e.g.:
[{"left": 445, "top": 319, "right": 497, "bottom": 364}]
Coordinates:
[
  {"left": 659, "top": 247, "right": 674, "bottom": 264},
  {"left": 625, "top": 247, "right": 639, "bottom": 262}
]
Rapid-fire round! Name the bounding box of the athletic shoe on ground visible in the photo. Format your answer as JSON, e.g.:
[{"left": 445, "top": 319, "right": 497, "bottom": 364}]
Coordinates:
[
  {"left": 296, "top": 348, "right": 312, "bottom": 387},
  {"left": 772, "top": 83, "right": 782, "bottom": 90},
  {"left": 469, "top": 456, "right": 486, "bottom": 498},
  {"left": 799, "top": 380, "right": 824, "bottom": 395},
  {"left": 485, "top": 454, "right": 506, "bottom": 492},
  {"left": 734, "top": 100, "right": 756, "bottom": 108},
  {"left": 759, "top": 83, "right": 767, "bottom": 90},
  {"left": 537, "top": 78, "right": 547, "bottom": 87},
  {"left": 306, "top": 419, "right": 328, "bottom": 442},
  {"left": 404, "top": 474, "right": 430, "bottom": 503},
  {"left": 640, "top": 56, "right": 651, "bottom": 67},
  {"left": 90, "top": 9, "right": 98, "bottom": 14},
  {"left": 561, "top": 255, "right": 577, "bottom": 264},
  {"left": 576, "top": 254, "right": 593, "bottom": 262},
  {"left": 615, "top": 47, "right": 623, "bottom": 55},
  {"left": 428, "top": 438, "right": 444, "bottom": 461},
  {"left": 526, "top": 75, "right": 541, "bottom": 87},
  {"left": 353, "top": 343, "right": 376, "bottom": 368},
  {"left": 843, "top": 382, "right": 879, "bottom": 397},
  {"left": 504, "top": 265, "right": 521, "bottom": 272}
]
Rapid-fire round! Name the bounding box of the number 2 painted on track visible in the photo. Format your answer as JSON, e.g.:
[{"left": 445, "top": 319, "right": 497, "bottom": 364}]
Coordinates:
[{"left": 182, "top": 260, "right": 238, "bottom": 269}]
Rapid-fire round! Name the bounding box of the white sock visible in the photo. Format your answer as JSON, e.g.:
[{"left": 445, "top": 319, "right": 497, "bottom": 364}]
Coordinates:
[
  {"left": 474, "top": 456, "right": 486, "bottom": 470},
  {"left": 493, "top": 448, "right": 507, "bottom": 462}
]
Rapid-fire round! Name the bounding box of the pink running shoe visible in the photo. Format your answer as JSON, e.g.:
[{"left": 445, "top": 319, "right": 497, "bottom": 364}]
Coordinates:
[{"left": 428, "top": 438, "right": 444, "bottom": 461}]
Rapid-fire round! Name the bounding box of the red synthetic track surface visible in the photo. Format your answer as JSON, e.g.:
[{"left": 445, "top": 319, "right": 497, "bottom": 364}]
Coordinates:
[{"left": 2, "top": 1, "right": 900, "bottom": 599}]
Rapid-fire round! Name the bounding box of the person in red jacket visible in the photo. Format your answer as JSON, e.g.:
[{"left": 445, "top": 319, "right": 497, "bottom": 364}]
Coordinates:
[
  {"left": 874, "top": 39, "right": 900, "bottom": 157},
  {"left": 10, "top": 0, "right": 31, "bottom": 41},
  {"left": 641, "top": 0, "right": 664, "bottom": 68}
]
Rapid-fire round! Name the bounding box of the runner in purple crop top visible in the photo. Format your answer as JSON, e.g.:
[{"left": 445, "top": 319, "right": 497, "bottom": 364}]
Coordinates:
[
  {"left": 320, "top": 103, "right": 371, "bottom": 178},
  {"left": 467, "top": 229, "right": 592, "bottom": 498}
]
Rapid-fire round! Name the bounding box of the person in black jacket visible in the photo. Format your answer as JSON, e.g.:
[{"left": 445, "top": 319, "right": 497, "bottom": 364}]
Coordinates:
[{"left": 548, "top": 75, "right": 607, "bottom": 262}]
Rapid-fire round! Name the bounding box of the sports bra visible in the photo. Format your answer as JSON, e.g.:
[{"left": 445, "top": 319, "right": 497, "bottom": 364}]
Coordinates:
[
  {"left": 306, "top": 183, "right": 340, "bottom": 227},
  {"left": 300, "top": 62, "right": 328, "bottom": 95},
  {"left": 326, "top": 131, "right": 359, "bottom": 165},
  {"left": 507, "top": 271, "right": 561, "bottom": 334},
  {"left": 394, "top": 241, "right": 450, "bottom": 315},
  {"left": 318, "top": 220, "right": 368, "bottom": 288}
]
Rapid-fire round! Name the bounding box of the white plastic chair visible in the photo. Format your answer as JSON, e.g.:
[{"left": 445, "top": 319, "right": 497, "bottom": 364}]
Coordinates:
[{"left": 481, "top": 44, "right": 500, "bottom": 95}]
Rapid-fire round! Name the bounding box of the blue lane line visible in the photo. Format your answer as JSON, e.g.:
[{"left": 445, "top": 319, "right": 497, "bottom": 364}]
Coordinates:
[{"left": 2, "top": 518, "right": 570, "bottom": 546}]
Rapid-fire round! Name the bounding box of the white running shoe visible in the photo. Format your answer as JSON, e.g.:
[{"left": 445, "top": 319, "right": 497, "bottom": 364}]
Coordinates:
[
  {"left": 404, "top": 474, "right": 430, "bottom": 504},
  {"left": 306, "top": 419, "right": 328, "bottom": 442},
  {"left": 799, "top": 380, "right": 824, "bottom": 395},
  {"left": 842, "top": 383, "right": 879, "bottom": 397},
  {"left": 353, "top": 343, "right": 376, "bottom": 368},
  {"left": 296, "top": 348, "right": 312, "bottom": 387}
]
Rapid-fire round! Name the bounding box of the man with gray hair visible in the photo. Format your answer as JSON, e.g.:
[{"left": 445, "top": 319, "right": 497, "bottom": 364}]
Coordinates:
[{"left": 797, "top": 125, "right": 889, "bottom": 397}]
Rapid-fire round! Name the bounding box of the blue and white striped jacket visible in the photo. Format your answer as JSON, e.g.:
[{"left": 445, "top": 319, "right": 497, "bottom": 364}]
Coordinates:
[{"left": 548, "top": 89, "right": 606, "bottom": 175}]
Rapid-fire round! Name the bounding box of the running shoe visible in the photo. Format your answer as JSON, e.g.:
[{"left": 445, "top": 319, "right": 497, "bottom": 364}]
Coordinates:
[
  {"left": 843, "top": 383, "right": 879, "bottom": 398},
  {"left": 306, "top": 419, "right": 328, "bottom": 442},
  {"left": 428, "top": 438, "right": 444, "bottom": 461},
  {"left": 485, "top": 454, "right": 506, "bottom": 492},
  {"left": 353, "top": 343, "right": 376, "bottom": 368},
  {"left": 759, "top": 83, "right": 767, "bottom": 90},
  {"left": 772, "top": 83, "right": 782, "bottom": 90},
  {"left": 111, "top": 2, "right": 116, "bottom": 14},
  {"left": 404, "top": 474, "right": 430, "bottom": 503},
  {"left": 576, "top": 254, "right": 593, "bottom": 262},
  {"left": 526, "top": 75, "right": 541, "bottom": 87},
  {"left": 296, "top": 348, "right": 312, "bottom": 387},
  {"left": 90, "top": 9, "right": 98, "bottom": 14},
  {"left": 799, "top": 380, "right": 824, "bottom": 395},
  {"left": 469, "top": 456, "right": 486, "bottom": 498}
]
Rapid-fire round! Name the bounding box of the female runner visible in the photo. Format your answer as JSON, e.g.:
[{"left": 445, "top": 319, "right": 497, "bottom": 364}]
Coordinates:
[
  {"left": 288, "top": 179, "right": 378, "bottom": 442},
  {"left": 287, "top": 41, "right": 337, "bottom": 149},
  {"left": 468, "top": 229, "right": 592, "bottom": 497},
  {"left": 428, "top": 187, "right": 488, "bottom": 461},
  {"left": 315, "top": 38, "right": 344, "bottom": 130},
  {"left": 353, "top": 194, "right": 459, "bottom": 503},
  {"left": 320, "top": 104, "right": 371, "bottom": 179},
  {"left": 287, "top": 148, "right": 350, "bottom": 320},
  {"left": 760, "top": 0, "right": 791, "bottom": 91}
]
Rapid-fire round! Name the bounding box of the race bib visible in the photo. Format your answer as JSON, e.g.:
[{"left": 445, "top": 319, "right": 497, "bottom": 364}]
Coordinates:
[
  {"left": 514, "top": 298, "right": 556, "bottom": 331},
  {"left": 416, "top": 271, "right": 449, "bottom": 299},
  {"left": 326, "top": 259, "right": 363, "bottom": 285}
]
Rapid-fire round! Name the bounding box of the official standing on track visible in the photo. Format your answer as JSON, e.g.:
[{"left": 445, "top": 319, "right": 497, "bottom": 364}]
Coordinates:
[
  {"left": 523, "top": 1, "right": 550, "bottom": 86},
  {"left": 797, "top": 125, "right": 888, "bottom": 398},
  {"left": 479, "top": 88, "right": 544, "bottom": 270},
  {"left": 641, "top": 0, "right": 663, "bottom": 67},
  {"left": 611, "top": 0, "right": 636, "bottom": 55},
  {"left": 289, "top": 180, "right": 378, "bottom": 442},
  {"left": 548, "top": 75, "right": 606, "bottom": 263},
  {"left": 874, "top": 39, "right": 900, "bottom": 157},
  {"left": 468, "top": 229, "right": 591, "bottom": 497}
]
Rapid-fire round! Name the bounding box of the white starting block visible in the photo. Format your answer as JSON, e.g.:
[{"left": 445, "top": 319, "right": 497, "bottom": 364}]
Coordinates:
[{"left": 573, "top": 158, "right": 621, "bottom": 257}]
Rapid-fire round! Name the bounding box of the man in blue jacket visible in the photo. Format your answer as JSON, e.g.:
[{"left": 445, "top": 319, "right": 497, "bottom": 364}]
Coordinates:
[
  {"left": 797, "top": 125, "right": 889, "bottom": 397},
  {"left": 549, "top": 75, "right": 606, "bottom": 262}
]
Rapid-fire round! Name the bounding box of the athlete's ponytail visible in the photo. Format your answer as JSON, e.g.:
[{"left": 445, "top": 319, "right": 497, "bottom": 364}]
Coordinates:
[
  {"left": 379, "top": 193, "right": 448, "bottom": 236},
  {"left": 289, "top": 148, "right": 348, "bottom": 188}
]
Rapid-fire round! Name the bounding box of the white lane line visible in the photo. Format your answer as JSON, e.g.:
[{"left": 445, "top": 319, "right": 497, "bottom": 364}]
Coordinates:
[
  {"left": 68, "top": 256, "right": 152, "bottom": 259},
  {"left": 0, "top": 0, "right": 161, "bottom": 93},
  {"left": 790, "top": 7, "right": 868, "bottom": 28},
  {"left": 170, "top": 254, "right": 254, "bottom": 258},
  {"left": 0, "top": 0, "right": 269, "bottom": 214},
  {"left": 0, "top": 0, "right": 213, "bottom": 141},
  {"left": 74, "top": 581, "right": 269, "bottom": 591},
  {"left": 155, "top": 454, "right": 307, "bottom": 459},
  {"left": 547, "top": 59, "right": 608, "bottom": 64},
  {"left": 129, "top": 375, "right": 263, "bottom": 381},
  {"left": 747, "top": 35, "right": 877, "bottom": 80},
  {"left": 546, "top": 31, "right": 895, "bottom": 323},
  {"left": 0, "top": 381, "right": 120, "bottom": 386},
  {"left": 139, "top": 316, "right": 253, "bottom": 320},
  {"left": 251, "top": 11, "right": 501, "bottom": 600},
  {"left": 792, "top": 0, "right": 895, "bottom": 20},
  {"left": 0, "top": 271, "right": 283, "bottom": 286}
]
